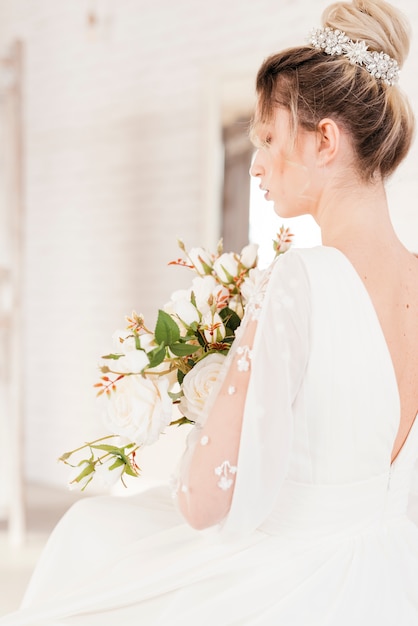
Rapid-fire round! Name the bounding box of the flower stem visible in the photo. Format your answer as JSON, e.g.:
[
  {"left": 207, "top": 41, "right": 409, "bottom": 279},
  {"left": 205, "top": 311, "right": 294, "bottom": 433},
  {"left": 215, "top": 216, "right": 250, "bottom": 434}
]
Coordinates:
[{"left": 58, "top": 434, "right": 119, "bottom": 463}]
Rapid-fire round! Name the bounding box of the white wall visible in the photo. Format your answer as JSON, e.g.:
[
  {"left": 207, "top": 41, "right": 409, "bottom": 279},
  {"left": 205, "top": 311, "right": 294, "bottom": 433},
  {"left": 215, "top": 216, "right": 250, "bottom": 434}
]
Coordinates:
[{"left": 0, "top": 0, "right": 416, "bottom": 488}]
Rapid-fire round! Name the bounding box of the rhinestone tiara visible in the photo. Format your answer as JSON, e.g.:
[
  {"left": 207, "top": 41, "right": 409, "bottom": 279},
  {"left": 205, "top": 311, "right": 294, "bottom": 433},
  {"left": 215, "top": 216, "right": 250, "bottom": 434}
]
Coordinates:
[{"left": 308, "top": 26, "right": 400, "bottom": 86}]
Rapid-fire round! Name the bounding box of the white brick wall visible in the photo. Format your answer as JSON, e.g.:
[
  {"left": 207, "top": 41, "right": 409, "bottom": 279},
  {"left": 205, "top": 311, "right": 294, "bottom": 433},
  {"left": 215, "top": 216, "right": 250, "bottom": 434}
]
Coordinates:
[{"left": 0, "top": 0, "right": 416, "bottom": 488}]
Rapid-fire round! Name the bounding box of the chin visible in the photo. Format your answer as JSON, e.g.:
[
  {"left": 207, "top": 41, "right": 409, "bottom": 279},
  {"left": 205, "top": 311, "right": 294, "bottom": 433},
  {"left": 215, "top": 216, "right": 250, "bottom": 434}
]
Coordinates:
[
  {"left": 274, "top": 200, "right": 311, "bottom": 219},
  {"left": 273, "top": 202, "right": 295, "bottom": 219}
]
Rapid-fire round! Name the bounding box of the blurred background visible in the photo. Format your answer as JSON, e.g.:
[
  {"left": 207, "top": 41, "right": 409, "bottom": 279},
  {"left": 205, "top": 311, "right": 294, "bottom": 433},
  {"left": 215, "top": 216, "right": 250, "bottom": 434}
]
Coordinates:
[{"left": 0, "top": 0, "right": 417, "bottom": 614}]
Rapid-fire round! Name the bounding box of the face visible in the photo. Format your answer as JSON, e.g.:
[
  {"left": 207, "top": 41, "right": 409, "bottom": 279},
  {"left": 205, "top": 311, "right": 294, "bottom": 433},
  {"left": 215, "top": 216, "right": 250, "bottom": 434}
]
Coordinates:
[{"left": 250, "top": 107, "right": 319, "bottom": 218}]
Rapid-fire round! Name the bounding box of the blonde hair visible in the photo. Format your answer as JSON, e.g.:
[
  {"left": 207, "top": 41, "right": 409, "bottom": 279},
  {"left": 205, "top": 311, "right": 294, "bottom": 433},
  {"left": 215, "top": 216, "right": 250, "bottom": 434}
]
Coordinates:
[{"left": 254, "top": 0, "right": 415, "bottom": 181}]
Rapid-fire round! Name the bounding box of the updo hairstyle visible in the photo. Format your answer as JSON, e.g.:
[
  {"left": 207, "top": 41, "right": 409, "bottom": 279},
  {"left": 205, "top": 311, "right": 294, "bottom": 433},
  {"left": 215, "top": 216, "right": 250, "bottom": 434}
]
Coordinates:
[{"left": 255, "top": 0, "right": 415, "bottom": 181}]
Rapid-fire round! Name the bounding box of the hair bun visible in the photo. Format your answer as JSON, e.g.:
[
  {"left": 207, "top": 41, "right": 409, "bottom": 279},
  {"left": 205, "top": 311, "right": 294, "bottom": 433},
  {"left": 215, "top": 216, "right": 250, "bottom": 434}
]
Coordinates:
[{"left": 322, "top": 0, "right": 410, "bottom": 68}]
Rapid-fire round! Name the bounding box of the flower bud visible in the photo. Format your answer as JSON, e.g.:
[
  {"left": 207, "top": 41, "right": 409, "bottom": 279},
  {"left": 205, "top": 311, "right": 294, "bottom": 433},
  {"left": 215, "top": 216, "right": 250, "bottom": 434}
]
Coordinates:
[
  {"left": 95, "top": 456, "right": 125, "bottom": 488},
  {"left": 240, "top": 243, "right": 258, "bottom": 269},
  {"left": 174, "top": 298, "right": 200, "bottom": 326},
  {"left": 213, "top": 253, "right": 239, "bottom": 284},
  {"left": 191, "top": 275, "right": 217, "bottom": 315},
  {"left": 188, "top": 247, "right": 213, "bottom": 275},
  {"left": 202, "top": 311, "right": 226, "bottom": 344}
]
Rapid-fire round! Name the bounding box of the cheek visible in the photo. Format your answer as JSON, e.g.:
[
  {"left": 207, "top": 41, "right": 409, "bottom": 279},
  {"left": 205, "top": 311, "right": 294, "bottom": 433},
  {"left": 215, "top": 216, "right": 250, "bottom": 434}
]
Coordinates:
[
  {"left": 274, "top": 161, "right": 314, "bottom": 216},
  {"left": 269, "top": 151, "right": 287, "bottom": 181}
]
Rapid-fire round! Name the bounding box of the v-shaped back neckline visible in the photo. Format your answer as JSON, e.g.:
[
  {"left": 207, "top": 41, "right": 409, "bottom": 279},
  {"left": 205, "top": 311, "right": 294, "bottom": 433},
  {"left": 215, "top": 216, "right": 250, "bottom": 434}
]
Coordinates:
[{"left": 322, "top": 246, "right": 418, "bottom": 469}]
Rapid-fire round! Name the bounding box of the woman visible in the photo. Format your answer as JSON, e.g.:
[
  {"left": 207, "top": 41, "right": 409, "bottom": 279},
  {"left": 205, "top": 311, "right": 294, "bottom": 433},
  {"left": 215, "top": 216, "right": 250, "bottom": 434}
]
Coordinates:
[{"left": 2, "top": 0, "right": 418, "bottom": 623}]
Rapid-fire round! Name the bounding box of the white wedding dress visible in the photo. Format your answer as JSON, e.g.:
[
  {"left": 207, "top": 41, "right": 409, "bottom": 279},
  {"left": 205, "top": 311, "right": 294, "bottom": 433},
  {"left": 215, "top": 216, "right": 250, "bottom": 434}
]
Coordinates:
[{"left": 2, "top": 246, "right": 418, "bottom": 625}]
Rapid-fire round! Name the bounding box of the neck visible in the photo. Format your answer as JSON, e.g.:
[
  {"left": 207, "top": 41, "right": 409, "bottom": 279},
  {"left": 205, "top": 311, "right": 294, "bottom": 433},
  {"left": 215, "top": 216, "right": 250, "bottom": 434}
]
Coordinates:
[{"left": 315, "top": 177, "right": 401, "bottom": 254}]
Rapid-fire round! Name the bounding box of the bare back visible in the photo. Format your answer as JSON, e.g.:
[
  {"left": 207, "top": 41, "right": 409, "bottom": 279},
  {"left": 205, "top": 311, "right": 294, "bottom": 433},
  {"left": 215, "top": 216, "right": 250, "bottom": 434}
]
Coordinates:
[{"left": 346, "top": 246, "right": 418, "bottom": 464}]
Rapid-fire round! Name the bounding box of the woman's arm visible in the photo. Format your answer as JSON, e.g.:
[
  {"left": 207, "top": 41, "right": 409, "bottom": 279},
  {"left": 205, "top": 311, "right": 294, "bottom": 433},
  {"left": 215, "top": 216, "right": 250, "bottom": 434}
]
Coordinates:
[
  {"left": 176, "top": 320, "right": 257, "bottom": 529},
  {"left": 174, "top": 250, "right": 310, "bottom": 534}
]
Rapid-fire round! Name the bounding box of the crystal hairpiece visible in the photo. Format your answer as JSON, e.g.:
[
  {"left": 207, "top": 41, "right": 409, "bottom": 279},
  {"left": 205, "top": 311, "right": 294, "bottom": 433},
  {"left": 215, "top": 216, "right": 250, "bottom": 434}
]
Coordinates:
[{"left": 308, "top": 27, "right": 400, "bottom": 86}]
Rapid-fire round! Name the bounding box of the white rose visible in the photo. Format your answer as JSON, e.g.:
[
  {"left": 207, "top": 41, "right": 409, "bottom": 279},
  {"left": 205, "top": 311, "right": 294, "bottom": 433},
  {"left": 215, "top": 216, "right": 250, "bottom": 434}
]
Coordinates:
[
  {"left": 240, "top": 243, "right": 259, "bottom": 269},
  {"left": 188, "top": 247, "right": 213, "bottom": 274},
  {"left": 191, "top": 275, "right": 218, "bottom": 314},
  {"left": 173, "top": 298, "right": 200, "bottom": 326},
  {"left": 164, "top": 288, "right": 195, "bottom": 332},
  {"left": 114, "top": 349, "right": 149, "bottom": 374},
  {"left": 101, "top": 374, "right": 172, "bottom": 446},
  {"left": 95, "top": 456, "right": 125, "bottom": 488},
  {"left": 179, "top": 353, "right": 226, "bottom": 423},
  {"left": 240, "top": 267, "right": 265, "bottom": 304},
  {"left": 213, "top": 252, "right": 239, "bottom": 283},
  {"left": 164, "top": 288, "right": 191, "bottom": 314},
  {"left": 202, "top": 310, "right": 226, "bottom": 344}
]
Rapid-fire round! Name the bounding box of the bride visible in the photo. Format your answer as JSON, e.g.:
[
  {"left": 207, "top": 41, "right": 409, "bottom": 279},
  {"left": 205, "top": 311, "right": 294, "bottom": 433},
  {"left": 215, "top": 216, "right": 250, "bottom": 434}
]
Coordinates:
[{"left": 2, "top": 0, "right": 418, "bottom": 623}]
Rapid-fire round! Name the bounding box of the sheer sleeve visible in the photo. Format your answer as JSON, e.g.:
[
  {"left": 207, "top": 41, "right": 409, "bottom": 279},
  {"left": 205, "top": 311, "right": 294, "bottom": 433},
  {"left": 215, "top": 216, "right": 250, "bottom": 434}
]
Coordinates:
[{"left": 174, "top": 250, "right": 311, "bottom": 536}]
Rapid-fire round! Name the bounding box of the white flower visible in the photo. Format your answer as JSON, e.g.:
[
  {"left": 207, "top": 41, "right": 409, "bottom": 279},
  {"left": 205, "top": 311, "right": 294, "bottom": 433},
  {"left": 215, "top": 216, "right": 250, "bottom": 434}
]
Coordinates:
[
  {"left": 95, "top": 456, "right": 125, "bottom": 488},
  {"left": 188, "top": 247, "right": 213, "bottom": 274},
  {"left": 114, "top": 349, "right": 149, "bottom": 374},
  {"left": 240, "top": 243, "right": 258, "bottom": 269},
  {"left": 138, "top": 332, "right": 156, "bottom": 352},
  {"left": 240, "top": 267, "right": 264, "bottom": 304},
  {"left": 191, "top": 276, "right": 230, "bottom": 315},
  {"left": 165, "top": 287, "right": 191, "bottom": 310},
  {"left": 213, "top": 252, "right": 239, "bottom": 283},
  {"left": 173, "top": 298, "right": 200, "bottom": 327},
  {"left": 191, "top": 275, "right": 217, "bottom": 314},
  {"left": 179, "top": 353, "right": 226, "bottom": 423},
  {"left": 101, "top": 375, "right": 172, "bottom": 446},
  {"left": 202, "top": 310, "right": 226, "bottom": 344},
  {"left": 164, "top": 288, "right": 195, "bottom": 333}
]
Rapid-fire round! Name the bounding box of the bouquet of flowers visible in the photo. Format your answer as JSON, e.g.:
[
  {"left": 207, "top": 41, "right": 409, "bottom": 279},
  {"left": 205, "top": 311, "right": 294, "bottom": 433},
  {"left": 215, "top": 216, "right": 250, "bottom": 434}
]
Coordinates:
[{"left": 59, "top": 227, "right": 293, "bottom": 490}]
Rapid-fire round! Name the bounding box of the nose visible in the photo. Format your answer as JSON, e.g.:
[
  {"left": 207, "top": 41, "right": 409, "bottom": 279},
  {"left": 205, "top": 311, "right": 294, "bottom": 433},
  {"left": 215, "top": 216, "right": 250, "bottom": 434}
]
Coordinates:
[{"left": 249, "top": 150, "right": 263, "bottom": 178}]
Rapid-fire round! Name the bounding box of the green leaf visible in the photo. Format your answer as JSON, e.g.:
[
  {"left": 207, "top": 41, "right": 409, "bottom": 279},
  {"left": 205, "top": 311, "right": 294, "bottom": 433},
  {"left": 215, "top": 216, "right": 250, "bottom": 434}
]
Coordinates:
[
  {"left": 75, "top": 462, "right": 95, "bottom": 481},
  {"left": 90, "top": 444, "right": 120, "bottom": 453},
  {"left": 170, "top": 416, "right": 195, "bottom": 427},
  {"left": 147, "top": 343, "right": 166, "bottom": 368},
  {"left": 108, "top": 457, "right": 125, "bottom": 471},
  {"left": 181, "top": 332, "right": 198, "bottom": 342},
  {"left": 154, "top": 310, "right": 180, "bottom": 345},
  {"left": 168, "top": 389, "right": 184, "bottom": 401},
  {"left": 219, "top": 307, "right": 241, "bottom": 331},
  {"left": 101, "top": 353, "right": 124, "bottom": 361},
  {"left": 59, "top": 451, "right": 72, "bottom": 462},
  {"left": 177, "top": 369, "right": 185, "bottom": 385},
  {"left": 169, "top": 342, "right": 201, "bottom": 357},
  {"left": 124, "top": 463, "right": 140, "bottom": 477}
]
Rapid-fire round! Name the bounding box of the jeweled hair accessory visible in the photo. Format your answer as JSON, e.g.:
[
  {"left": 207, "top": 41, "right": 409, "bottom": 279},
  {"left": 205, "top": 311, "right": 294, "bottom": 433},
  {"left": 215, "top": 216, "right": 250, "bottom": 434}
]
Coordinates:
[{"left": 308, "top": 27, "right": 400, "bottom": 86}]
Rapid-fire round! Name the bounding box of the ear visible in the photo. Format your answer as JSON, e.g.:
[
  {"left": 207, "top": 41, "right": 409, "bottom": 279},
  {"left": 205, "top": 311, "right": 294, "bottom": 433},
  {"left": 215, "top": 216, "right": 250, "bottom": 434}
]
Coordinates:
[{"left": 316, "top": 118, "right": 340, "bottom": 166}]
